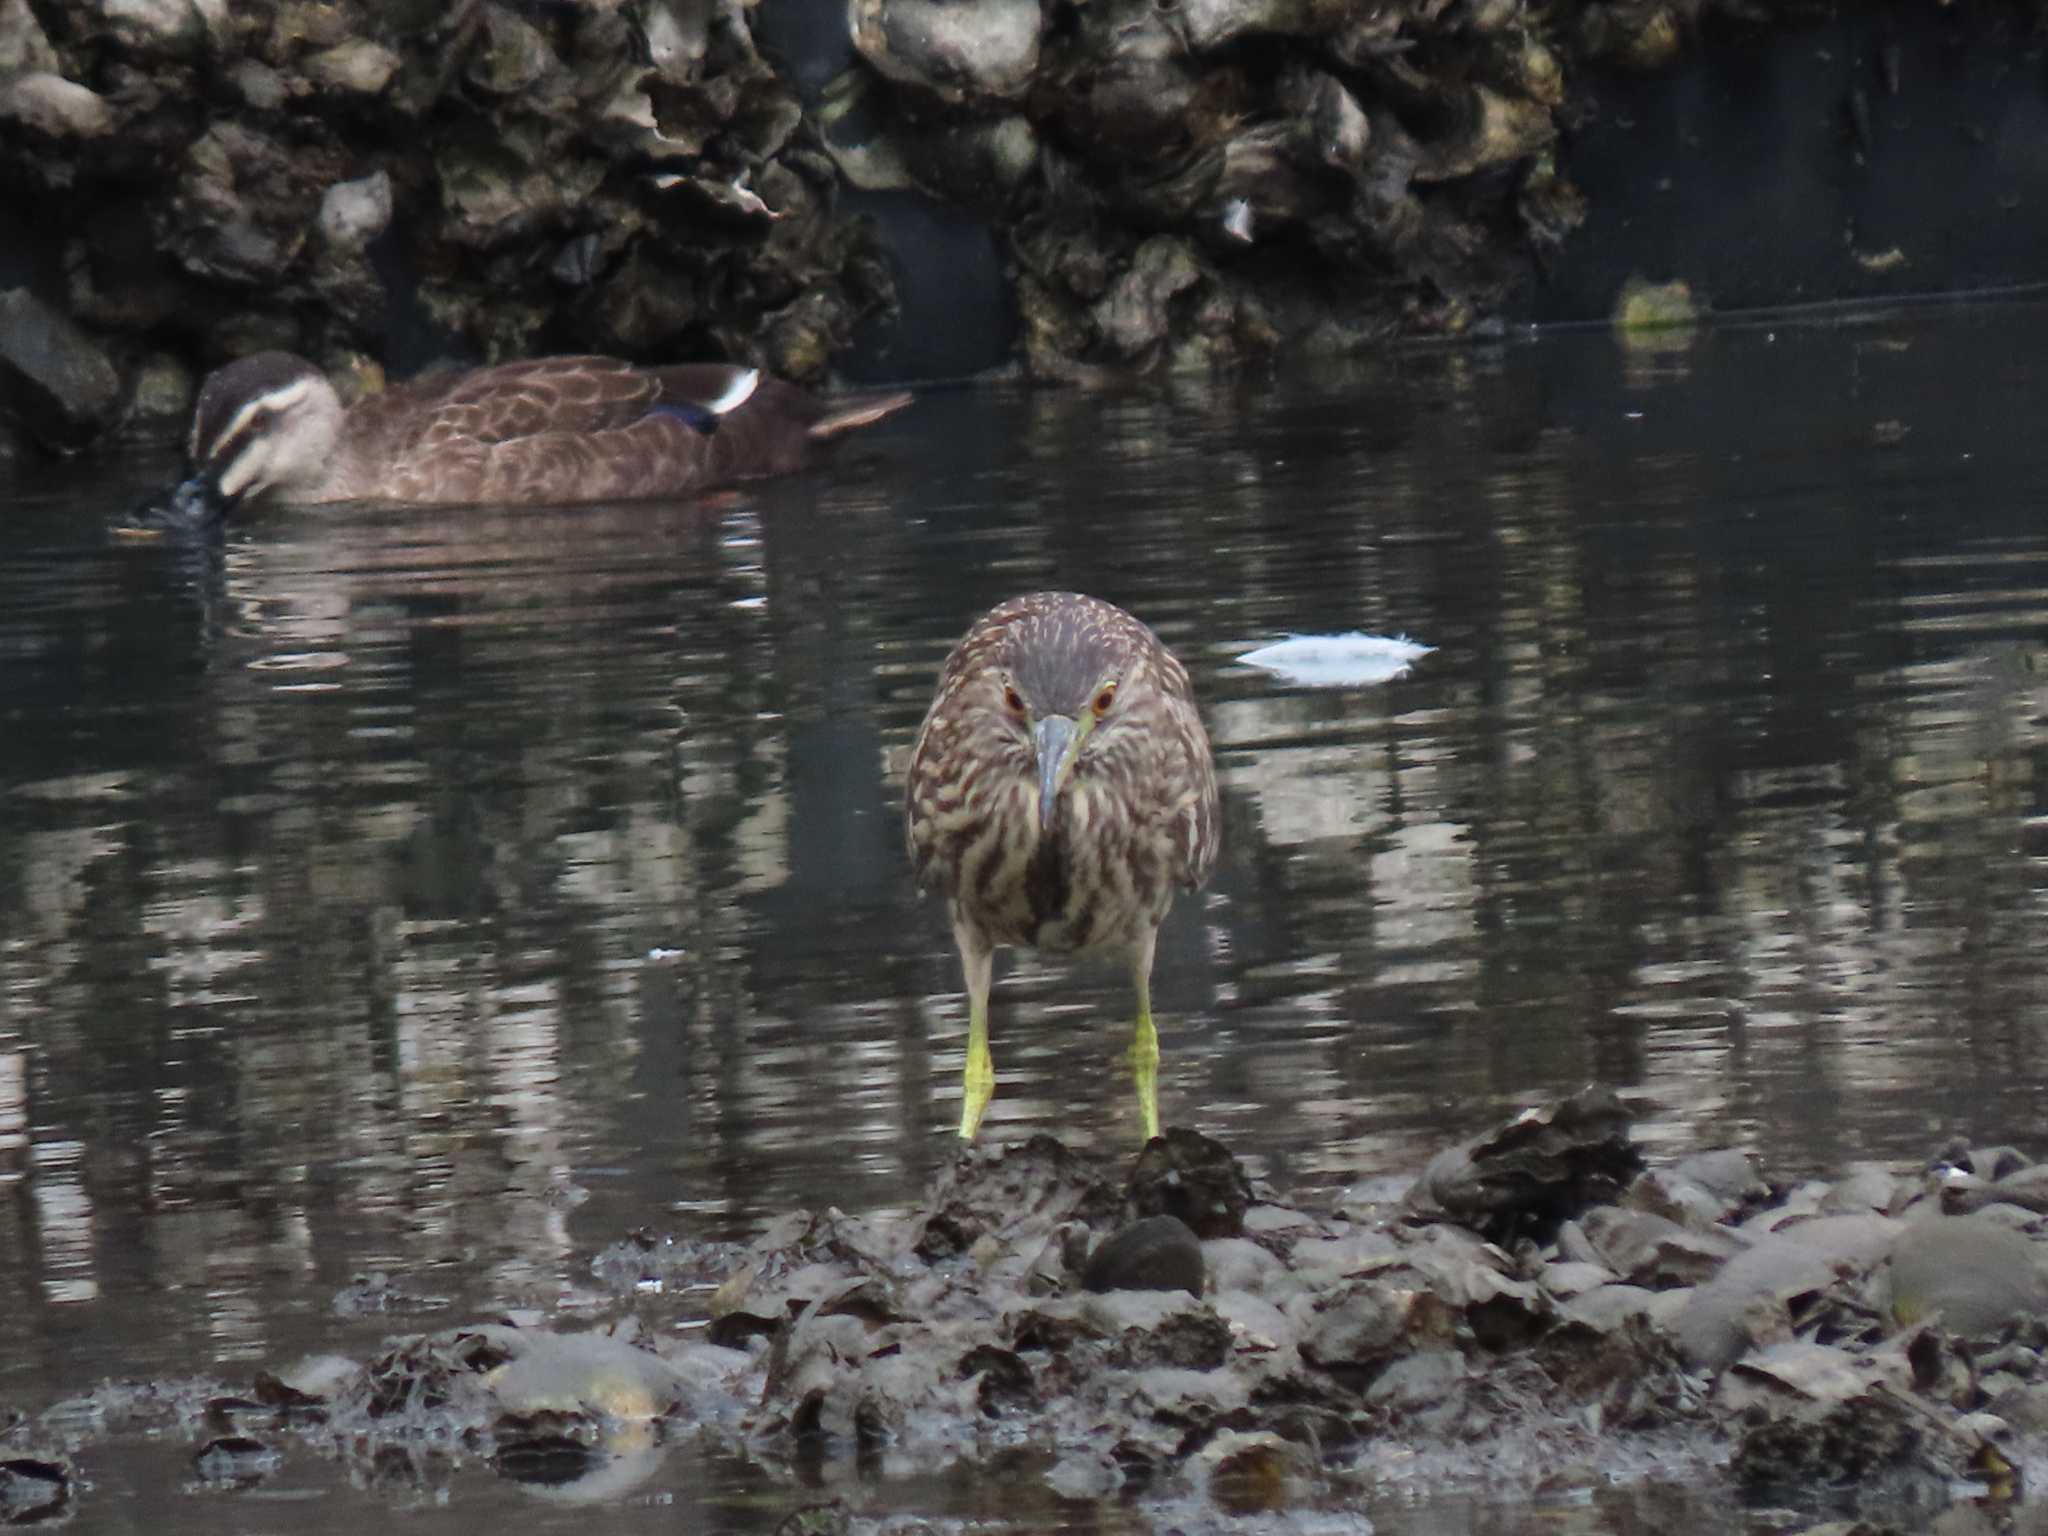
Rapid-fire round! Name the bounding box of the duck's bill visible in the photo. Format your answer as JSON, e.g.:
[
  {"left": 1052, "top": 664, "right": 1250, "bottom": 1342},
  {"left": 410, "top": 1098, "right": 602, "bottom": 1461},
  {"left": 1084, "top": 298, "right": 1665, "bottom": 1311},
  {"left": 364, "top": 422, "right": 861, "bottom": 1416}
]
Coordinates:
[{"left": 116, "top": 470, "right": 227, "bottom": 538}]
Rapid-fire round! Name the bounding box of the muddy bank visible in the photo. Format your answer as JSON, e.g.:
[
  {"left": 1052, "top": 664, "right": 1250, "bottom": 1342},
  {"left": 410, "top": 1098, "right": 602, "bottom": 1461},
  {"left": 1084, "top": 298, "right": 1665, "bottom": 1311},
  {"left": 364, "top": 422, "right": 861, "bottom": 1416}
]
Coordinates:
[
  {"left": 6, "top": 0, "right": 2046, "bottom": 465},
  {"left": 6, "top": 1089, "right": 2046, "bottom": 1530}
]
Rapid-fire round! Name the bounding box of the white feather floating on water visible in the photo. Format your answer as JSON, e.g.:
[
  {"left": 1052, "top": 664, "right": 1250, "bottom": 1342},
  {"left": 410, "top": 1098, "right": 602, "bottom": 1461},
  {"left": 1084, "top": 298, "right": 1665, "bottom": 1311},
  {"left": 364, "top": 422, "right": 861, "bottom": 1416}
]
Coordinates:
[{"left": 1236, "top": 631, "right": 1435, "bottom": 688}]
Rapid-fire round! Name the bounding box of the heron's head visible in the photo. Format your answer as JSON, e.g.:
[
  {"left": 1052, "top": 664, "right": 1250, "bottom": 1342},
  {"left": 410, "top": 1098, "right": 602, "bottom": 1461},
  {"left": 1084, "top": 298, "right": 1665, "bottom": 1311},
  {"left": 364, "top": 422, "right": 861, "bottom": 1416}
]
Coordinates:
[
  {"left": 983, "top": 593, "right": 1159, "bottom": 830},
  {"left": 162, "top": 352, "right": 344, "bottom": 523}
]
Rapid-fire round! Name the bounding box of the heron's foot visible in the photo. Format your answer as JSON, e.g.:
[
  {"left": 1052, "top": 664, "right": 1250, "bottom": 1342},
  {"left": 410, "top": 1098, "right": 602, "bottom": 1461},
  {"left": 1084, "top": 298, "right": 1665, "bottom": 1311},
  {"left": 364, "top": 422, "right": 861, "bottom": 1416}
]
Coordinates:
[
  {"left": 959, "top": 1026, "right": 996, "bottom": 1140},
  {"left": 1128, "top": 1014, "right": 1161, "bottom": 1141}
]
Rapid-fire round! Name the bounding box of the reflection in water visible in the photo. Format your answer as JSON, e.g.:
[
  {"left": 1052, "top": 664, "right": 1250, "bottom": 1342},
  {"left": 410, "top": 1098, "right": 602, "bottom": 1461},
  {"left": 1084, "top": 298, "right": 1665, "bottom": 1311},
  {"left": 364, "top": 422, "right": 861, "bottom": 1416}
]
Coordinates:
[{"left": 5, "top": 312, "right": 2048, "bottom": 1493}]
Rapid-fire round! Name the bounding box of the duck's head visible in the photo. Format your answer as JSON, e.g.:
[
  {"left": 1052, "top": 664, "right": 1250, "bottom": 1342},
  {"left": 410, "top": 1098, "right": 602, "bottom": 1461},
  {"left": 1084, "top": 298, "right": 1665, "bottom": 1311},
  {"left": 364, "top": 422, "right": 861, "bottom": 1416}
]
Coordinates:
[{"left": 158, "top": 352, "right": 344, "bottom": 524}]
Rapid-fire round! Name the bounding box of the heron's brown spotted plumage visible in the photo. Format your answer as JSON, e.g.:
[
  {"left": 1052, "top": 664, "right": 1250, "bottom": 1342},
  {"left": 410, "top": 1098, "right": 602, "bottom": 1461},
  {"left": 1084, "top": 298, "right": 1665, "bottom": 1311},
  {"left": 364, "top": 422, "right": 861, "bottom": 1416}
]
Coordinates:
[{"left": 906, "top": 591, "right": 1220, "bottom": 957}]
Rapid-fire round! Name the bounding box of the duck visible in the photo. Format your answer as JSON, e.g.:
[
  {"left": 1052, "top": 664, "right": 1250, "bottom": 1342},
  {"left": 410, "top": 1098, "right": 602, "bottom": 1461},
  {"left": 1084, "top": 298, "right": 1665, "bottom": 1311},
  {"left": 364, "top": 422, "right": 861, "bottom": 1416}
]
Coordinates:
[{"left": 153, "top": 351, "right": 912, "bottom": 523}]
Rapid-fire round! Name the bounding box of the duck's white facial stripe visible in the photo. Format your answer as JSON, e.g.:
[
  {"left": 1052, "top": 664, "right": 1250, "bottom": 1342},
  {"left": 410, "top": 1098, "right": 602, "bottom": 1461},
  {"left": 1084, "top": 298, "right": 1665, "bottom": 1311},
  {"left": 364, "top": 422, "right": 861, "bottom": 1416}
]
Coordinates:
[
  {"left": 707, "top": 368, "right": 759, "bottom": 416},
  {"left": 200, "top": 376, "right": 317, "bottom": 463},
  {"left": 212, "top": 378, "right": 334, "bottom": 500}
]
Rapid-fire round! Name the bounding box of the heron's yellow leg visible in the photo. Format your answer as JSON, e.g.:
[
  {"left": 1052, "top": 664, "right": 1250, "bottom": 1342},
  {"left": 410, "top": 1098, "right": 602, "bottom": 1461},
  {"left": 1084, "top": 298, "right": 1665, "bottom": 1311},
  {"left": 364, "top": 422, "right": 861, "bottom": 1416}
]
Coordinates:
[
  {"left": 956, "top": 928, "right": 996, "bottom": 1140},
  {"left": 961, "top": 993, "right": 996, "bottom": 1140},
  {"left": 1128, "top": 930, "right": 1161, "bottom": 1141}
]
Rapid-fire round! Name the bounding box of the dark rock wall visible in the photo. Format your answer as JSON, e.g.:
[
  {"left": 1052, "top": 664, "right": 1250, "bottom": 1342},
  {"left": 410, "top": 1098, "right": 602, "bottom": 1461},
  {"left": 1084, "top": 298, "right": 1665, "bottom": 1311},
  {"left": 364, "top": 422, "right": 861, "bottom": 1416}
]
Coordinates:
[
  {"left": 1539, "top": 3, "right": 2048, "bottom": 321},
  {"left": 830, "top": 0, "right": 1577, "bottom": 373},
  {"left": 0, "top": 0, "right": 2040, "bottom": 458},
  {"left": 0, "top": 0, "right": 896, "bottom": 449}
]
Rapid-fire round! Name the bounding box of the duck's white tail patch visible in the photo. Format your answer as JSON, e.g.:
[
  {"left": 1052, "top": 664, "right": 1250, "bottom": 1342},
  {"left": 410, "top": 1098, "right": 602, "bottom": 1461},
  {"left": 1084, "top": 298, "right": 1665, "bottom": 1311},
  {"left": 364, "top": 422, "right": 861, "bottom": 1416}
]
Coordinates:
[{"left": 707, "top": 368, "right": 760, "bottom": 416}]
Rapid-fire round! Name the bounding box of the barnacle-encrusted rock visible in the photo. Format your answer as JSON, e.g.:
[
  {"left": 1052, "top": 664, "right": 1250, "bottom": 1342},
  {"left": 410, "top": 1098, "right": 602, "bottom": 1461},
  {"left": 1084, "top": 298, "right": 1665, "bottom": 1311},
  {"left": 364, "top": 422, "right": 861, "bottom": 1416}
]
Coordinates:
[
  {"left": 0, "top": 0, "right": 61, "bottom": 73},
  {"left": 1403, "top": 1084, "right": 1643, "bottom": 1245},
  {"left": 69, "top": 0, "right": 211, "bottom": 52},
  {"left": 12, "top": 1107, "right": 2048, "bottom": 1524},
  {"left": 849, "top": 0, "right": 1043, "bottom": 102},
  {"left": 0, "top": 0, "right": 1956, "bottom": 423},
  {"left": 464, "top": 6, "right": 557, "bottom": 98},
  {"left": 1672, "top": 1214, "right": 1899, "bottom": 1368},
  {"left": 302, "top": 38, "right": 400, "bottom": 95},
  {"left": 0, "top": 72, "right": 113, "bottom": 139},
  {"left": 0, "top": 0, "right": 900, "bottom": 450},
  {"left": 1885, "top": 1214, "right": 2048, "bottom": 1336},
  {"left": 1092, "top": 237, "right": 1205, "bottom": 362},
  {"left": 167, "top": 121, "right": 343, "bottom": 283},
  {"left": 1177, "top": 0, "right": 1357, "bottom": 52}
]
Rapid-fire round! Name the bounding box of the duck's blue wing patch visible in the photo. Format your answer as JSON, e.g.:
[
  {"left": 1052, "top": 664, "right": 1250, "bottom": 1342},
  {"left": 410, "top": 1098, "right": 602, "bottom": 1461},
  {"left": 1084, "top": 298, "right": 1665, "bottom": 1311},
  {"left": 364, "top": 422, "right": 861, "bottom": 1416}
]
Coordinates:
[{"left": 646, "top": 401, "right": 721, "bottom": 435}]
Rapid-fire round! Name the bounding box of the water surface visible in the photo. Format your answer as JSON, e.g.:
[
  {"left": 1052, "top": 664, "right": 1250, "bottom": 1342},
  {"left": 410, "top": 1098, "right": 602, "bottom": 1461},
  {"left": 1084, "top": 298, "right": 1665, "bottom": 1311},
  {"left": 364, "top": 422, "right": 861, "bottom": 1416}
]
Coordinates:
[{"left": 5, "top": 305, "right": 2048, "bottom": 1528}]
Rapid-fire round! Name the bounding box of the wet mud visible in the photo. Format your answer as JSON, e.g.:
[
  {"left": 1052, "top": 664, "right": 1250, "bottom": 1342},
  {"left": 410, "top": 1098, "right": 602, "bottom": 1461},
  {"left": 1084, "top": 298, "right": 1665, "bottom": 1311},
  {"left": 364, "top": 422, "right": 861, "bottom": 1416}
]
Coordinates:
[{"left": 6, "top": 1089, "right": 2046, "bottom": 1532}]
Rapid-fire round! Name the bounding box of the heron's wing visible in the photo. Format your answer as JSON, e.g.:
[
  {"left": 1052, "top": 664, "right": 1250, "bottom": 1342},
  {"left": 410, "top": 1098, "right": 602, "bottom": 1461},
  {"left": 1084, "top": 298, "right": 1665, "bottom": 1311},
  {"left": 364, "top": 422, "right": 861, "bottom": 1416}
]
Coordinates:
[
  {"left": 1169, "top": 766, "right": 1220, "bottom": 890},
  {"left": 1155, "top": 655, "right": 1221, "bottom": 891}
]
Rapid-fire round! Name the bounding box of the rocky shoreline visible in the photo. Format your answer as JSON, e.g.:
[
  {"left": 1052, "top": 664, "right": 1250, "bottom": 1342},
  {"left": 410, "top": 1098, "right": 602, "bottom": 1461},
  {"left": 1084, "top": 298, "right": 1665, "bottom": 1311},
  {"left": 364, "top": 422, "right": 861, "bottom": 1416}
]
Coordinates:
[
  {"left": 5, "top": 1088, "right": 2047, "bottom": 1530},
  {"left": 7, "top": 0, "right": 2027, "bottom": 469}
]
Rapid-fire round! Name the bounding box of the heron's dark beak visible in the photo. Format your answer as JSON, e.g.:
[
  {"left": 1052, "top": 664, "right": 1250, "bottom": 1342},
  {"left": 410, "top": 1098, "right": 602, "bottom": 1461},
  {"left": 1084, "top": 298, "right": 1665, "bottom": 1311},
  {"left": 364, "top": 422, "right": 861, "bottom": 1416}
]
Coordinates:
[
  {"left": 1034, "top": 714, "right": 1093, "bottom": 830},
  {"left": 122, "top": 466, "right": 229, "bottom": 537}
]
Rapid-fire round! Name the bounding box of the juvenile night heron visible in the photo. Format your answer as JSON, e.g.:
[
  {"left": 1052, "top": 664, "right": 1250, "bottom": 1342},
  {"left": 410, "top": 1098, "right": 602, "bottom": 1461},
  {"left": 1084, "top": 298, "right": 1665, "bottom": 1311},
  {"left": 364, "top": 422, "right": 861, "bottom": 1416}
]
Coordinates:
[{"left": 905, "top": 591, "right": 1220, "bottom": 1140}]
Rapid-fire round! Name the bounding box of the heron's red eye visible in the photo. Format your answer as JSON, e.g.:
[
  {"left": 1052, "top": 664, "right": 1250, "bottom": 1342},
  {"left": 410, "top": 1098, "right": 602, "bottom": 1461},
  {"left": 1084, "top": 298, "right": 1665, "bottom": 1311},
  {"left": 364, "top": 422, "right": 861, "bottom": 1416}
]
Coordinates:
[
  {"left": 1003, "top": 684, "right": 1025, "bottom": 714},
  {"left": 1092, "top": 683, "right": 1117, "bottom": 716}
]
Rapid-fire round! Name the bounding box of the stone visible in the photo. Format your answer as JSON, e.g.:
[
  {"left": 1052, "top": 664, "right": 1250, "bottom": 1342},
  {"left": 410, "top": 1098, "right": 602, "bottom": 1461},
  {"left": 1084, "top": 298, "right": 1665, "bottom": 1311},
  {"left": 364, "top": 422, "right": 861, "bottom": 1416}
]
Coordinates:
[
  {"left": 1819, "top": 1163, "right": 1903, "bottom": 1216},
  {"left": 0, "top": 75, "right": 114, "bottom": 140},
  {"left": 1403, "top": 1087, "right": 1644, "bottom": 1246},
  {"left": 1202, "top": 1237, "right": 1284, "bottom": 1295},
  {"left": 1196, "top": 1429, "right": 1316, "bottom": 1514},
  {"left": 319, "top": 171, "right": 393, "bottom": 250},
  {"left": 1575, "top": 1206, "right": 1742, "bottom": 1288},
  {"left": 78, "top": 0, "right": 206, "bottom": 52},
  {"left": 1093, "top": 237, "right": 1201, "bottom": 361},
  {"left": 0, "top": 288, "right": 122, "bottom": 452},
  {"left": 0, "top": 1, "right": 61, "bottom": 75},
  {"left": 0, "top": 1458, "right": 70, "bottom": 1523},
  {"left": 1413, "top": 86, "right": 1556, "bottom": 182},
  {"left": 169, "top": 121, "right": 343, "bottom": 283},
  {"left": 1558, "top": 1283, "right": 1659, "bottom": 1333},
  {"left": 230, "top": 60, "right": 289, "bottom": 111},
  {"left": 1296, "top": 1277, "right": 1457, "bottom": 1373},
  {"left": 1209, "top": 1289, "right": 1296, "bottom": 1355},
  {"left": 849, "top": 0, "right": 1042, "bottom": 102},
  {"left": 483, "top": 1330, "right": 694, "bottom": 1421},
  {"left": 1363, "top": 1347, "right": 1468, "bottom": 1410},
  {"left": 302, "top": 40, "right": 402, "bottom": 95},
  {"left": 640, "top": 0, "right": 710, "bottom": 85},
  {"left": 122, "top": 352, "right": 193, "bottom": 439},
  {"left": 1885, "top": 1215, "right": 2048, "bottom": 1337},
  {"left": 1125, "top": 1126, "right": 1253, "bottom": 1239},
  {"left": 1626, "top": 1168, "right": 1742, "bottom": 1231},
  {"left": 466, "top": 6, "right": 557, "bottom": 98},
  {"left": 1540, "top": 1260, "right": 1618, "bottom": 1299},
  {"left": 1673, "top": 1214, "right": 1899, "bottom": 1369},
  {"left": 1289, "top": 1230, "right": 1403, "bottom": 1281},
  {"left": 1083, "top": 1216, "right": 1204, "bottom": 1297},
  {"left": 1178, "top": 0, "right": 1350, "bottom": 51}
]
